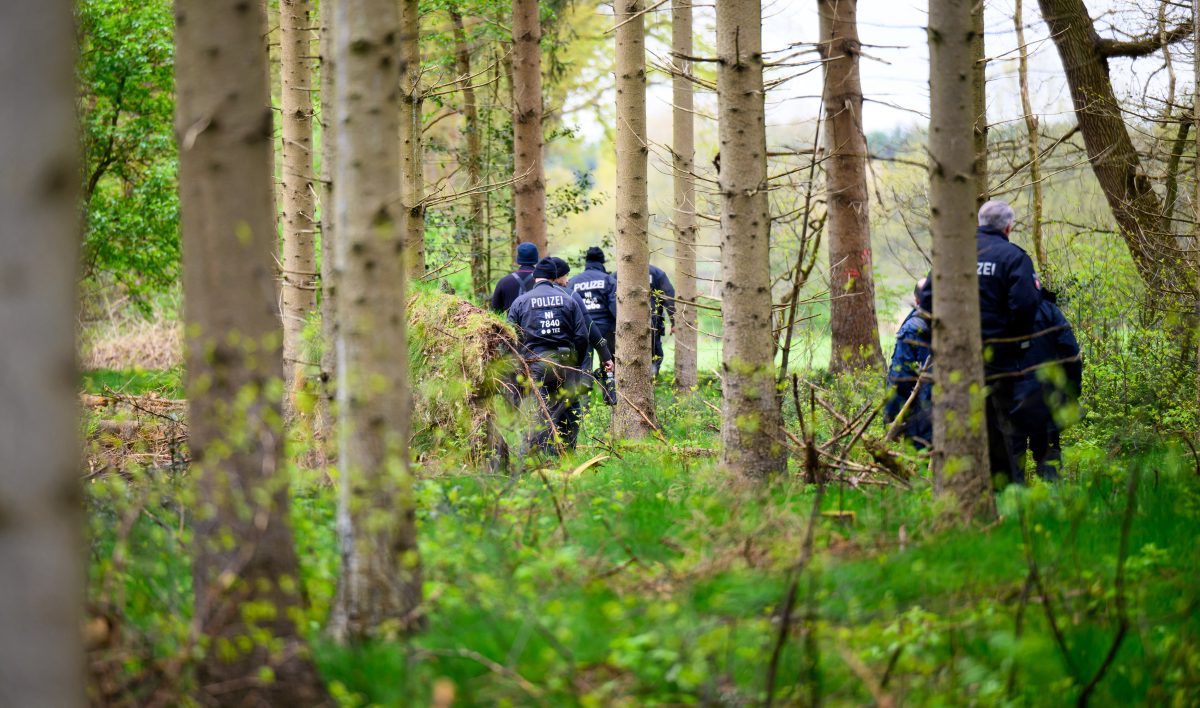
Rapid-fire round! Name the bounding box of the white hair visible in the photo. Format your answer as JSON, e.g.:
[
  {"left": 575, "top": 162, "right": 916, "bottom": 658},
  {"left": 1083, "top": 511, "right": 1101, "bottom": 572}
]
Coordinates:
[{"left": 978, "top": 200, "right": 1015, "bottom": 231}]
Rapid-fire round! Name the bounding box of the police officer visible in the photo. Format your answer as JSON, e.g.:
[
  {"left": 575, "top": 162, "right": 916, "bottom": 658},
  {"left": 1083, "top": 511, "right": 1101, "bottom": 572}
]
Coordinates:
[
  {"left": 1010, "top": 278, "right": 1082, "bottom": 481},
  {"left": 649, "top": 265, "right": 677, "bottom": 376},
  {"left": 884, "top": 279, "right": 933, "bottom": 448},
  {"left": 490, "top": 241, "right": 540, "bottom": 313},
  {"left": 605, "top": 264, "right": 677, "bottom": 377},
  {"left": 918, "top": 199, "right": 1039, "bottom": 484},
  {"left": 567, "top": 247, "right": 617, "bottom": 363},
  {"left": 508, "top": 256, "right": 613, "bottom": 454}
]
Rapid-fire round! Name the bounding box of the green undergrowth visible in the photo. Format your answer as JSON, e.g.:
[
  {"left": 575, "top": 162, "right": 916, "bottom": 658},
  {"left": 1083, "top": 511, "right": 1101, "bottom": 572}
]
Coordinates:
[
  {"left": 84, "top": 370, "right": 1200, "bottom": 706},
  {"left": 82, "top": 366, "right": 183, "bottom": 398}
]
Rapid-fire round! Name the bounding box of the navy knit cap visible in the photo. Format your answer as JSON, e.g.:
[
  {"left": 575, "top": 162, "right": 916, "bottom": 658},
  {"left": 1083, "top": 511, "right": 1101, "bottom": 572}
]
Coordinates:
[
  {"left": 532, "top": 256, "right": 570, "bottom": 281},
  {"left": 585, "top": 246, "right": 606, "bottom": 263},
  {"left": 516, "top": 241, "right": 539, "bottom": 266}
]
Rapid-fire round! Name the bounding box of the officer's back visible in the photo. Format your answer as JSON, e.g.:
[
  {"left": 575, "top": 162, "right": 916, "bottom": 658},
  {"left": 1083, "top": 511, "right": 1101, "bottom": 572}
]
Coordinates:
[
  {"left": 567, "top": 247, "right": 615, "bottom": 336},
  {"left": 918, "top": 200, "right": 1038, "bottom": 372},
  {"left": 508, "top": 257, "right": 589, "bottom": 360}
]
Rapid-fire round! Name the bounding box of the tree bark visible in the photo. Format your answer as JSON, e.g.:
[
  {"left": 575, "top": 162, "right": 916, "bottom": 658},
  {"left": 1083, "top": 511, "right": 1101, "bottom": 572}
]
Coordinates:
[
  {"left": 175, "top": 0, "right": 330, "bottom": 701},
  {"left": 818, "top": 0, "right": 883, "bottom": 372},
  {"left": 317, "top": 0, "right": 338, "bottom": 453},
  {"left": 928, "top": 0, "right": 995, "bottom": 521},
  {"left": 613, "top": 0, "right": 658, "bottom": 438},
  {"left": 451, "top": 10, "right": 488, "bottom": 300},
  {"left": 672, "top": 0, "right": 699, "bottom": 391},
  {"left": 972, "top": 0, "right": 988, "bottom": 207},
  {"left": 1013, "top": 0, "right": 1047, "bottom": 275},
  {"left": 281, "top": 0, "right": 318, "bottom": 419},
  {"left": 512, "top": 0, "right": 548, "bottom": 255},
  {"left": 717, "top": 0, "right": 787, "bottom": 478},
  {"left": 0, "top": 3, "right": 83, "bottom": 705},
  {"left": 329, "top": 0, "right": 423, "bottom": 641},
  {"left": 1038, "top": 0, "right": 1189, "bottom": 296},
  {"left": 400, "top": 0, "right": 426, "bottom": 279}
]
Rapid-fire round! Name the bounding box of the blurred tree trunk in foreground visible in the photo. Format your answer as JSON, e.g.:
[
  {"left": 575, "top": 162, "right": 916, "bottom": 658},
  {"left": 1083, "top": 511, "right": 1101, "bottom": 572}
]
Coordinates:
[
  {"left": 328, "top": 0, "right": 424, "bottom": 641},
  {"left": 175, "top": 0, "right": 329, "bottom": 701},
  {"left": 317, "top": 0, "right": 338, "bottom": 455},
  {"left": 0, "top": 2, "right": 84, "bottom": 705}
]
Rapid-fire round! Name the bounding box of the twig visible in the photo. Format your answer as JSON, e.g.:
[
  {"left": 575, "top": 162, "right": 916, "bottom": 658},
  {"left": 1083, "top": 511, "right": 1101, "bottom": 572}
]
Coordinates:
[
  {"left": 1076, "top": 466, "right": 1139, "bottom": 706},
  {"left": 764, "top": 480, "right": 826, "bottom": 706}
]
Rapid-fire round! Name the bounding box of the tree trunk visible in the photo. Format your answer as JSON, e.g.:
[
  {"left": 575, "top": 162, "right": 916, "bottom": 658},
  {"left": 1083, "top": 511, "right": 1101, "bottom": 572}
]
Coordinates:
[
  {"left": 329, "top": 0, "right": 423, "bottom": 641},
  {"left": 672, "top": 0, "right": 699, "bottom": 391},
  {"left": 1038, "top": 0, "right": 1189, "bottom": 296},
  {"left": 452, "top": 10, "right": 488, "bottom": 300},
  {"left": 717, "top": 0, "right": 787, "bottom": 479},
  {"left": 972, "top": 0, "right": 988, "bottom": 207},
  {"left": 613, "top": 0, "right": 658, "bottom": 438},
  {"left": 400, "top": 0, "right": 426, "bottom": 279},
  {"left": 1194, "top": 0, "right": 1200, "bottom": 420},
  {"left": 1013, "top": 0, "right": 1047, "bottom": 275},
  {"left": 0, "top": 3, "right": 83, "bottom": 705},
  {"left": 928, "top": 0, "right": 995, "bottom": 521},
  {"left": 281, "top": 0, "right": 318, "bottom": 420},
  {"left": 175, "top": 0, "right": 329, "bottom": 701},
  {"left": 818, "top": 0, "right": 883, "bottom": 373},
  {"left": 317, "top": 0, "right": 338, "bottom": 454},
  {"left": 512, "top": 0, "right": 548, "bottom": 255}
]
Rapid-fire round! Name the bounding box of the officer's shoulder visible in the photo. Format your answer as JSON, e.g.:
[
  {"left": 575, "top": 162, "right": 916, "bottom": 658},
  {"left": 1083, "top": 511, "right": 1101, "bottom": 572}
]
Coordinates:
[
  {"left": 1000, "top": 240, "right": 1032, "bottom": 259},
  {"left": 898, "top": 315, "right": 928, "bottom": 337}
]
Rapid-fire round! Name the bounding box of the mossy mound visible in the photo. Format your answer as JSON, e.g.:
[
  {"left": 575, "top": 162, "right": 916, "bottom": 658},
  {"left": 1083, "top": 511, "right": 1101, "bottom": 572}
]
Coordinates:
[{"left": 406, "top": 287, "right": 519, "bottom": 463}]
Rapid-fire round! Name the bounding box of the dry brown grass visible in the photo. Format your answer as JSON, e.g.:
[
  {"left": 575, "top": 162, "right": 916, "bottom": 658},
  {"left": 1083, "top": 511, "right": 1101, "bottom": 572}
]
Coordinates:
[{"left": 80, "top": 297, "right": 182, "bottom": 371}]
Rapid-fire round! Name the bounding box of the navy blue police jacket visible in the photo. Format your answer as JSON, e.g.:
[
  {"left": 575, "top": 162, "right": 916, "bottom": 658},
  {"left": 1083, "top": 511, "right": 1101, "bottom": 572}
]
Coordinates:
[
  {"left": 507, "top": 280, "right": 612, "bottom": 364},
  {"left": 1012, "top": 290, "right": 1082, "bottom": 432},
  {"left": 884, "top": 309, "right": 933, "bottom": 444},
  {"left": 490, "top": 266, "right": 536, "bottom": 314},
  {"left": 918, "top": 225, "right": 1039, "bottom": 372},
  {"left": 567, "top": 260, "right": 616, "bottom": 334},
  {"left": 649, "top": 265, "right": 677, "bottom": 329}
]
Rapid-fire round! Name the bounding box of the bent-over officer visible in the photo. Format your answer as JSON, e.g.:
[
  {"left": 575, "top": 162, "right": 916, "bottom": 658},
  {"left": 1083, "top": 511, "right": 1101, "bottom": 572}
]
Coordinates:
[
  {"left": 508, "top": 256, "right": 613, "bottom": 454},
  {"left": 884, "top": 279, "right": 933, "bottom": 448}
]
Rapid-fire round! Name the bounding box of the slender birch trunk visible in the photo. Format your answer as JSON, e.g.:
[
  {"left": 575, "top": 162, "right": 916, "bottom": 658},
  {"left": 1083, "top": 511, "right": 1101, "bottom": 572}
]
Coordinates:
[
  {"left": 613, "top": 0, "right": 658, "bottom": 437},
  {"left": 512, "top": 0, "right": 548, "bottom": 255},
  {"left": 672, "top": 0, "right": 699, "bottom": 391},
  {"left": 0, "top": 3, "right": 83, "bottom": 705},
  {"left": 317, "top": 0, "right": 338, "bottom": 452},
  {"left": 1013, "top": 0, "right": 1046, "bottom": 275},
  {"left": 972, "top": 0, "right": 988, "bottom": 207},
  {"left": 928, "top": 0, "right": 995, "bottom": 521},
  {"left": 400, "top": 0, "right": 426, "bottom": 279},
  {"left": 175, "top": 0, "right": 330, "bottom": 699},
  {"left": 281, "top": 0, "right": 318, "bottom": 419},
  {"left": 717, "top": 0, "right": 787, "bottom": 478},
  {"left": 819, "top": 0, "right": 883, "bottom": 372},
  {"left": 329, "top": 0, "right": 423, "bottom": 640},
  {"left": 452, "top": 10, "right": 488, "bottom": 299}
]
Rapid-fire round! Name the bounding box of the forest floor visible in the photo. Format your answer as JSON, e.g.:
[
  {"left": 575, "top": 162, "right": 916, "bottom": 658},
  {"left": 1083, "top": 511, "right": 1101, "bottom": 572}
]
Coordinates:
[{"left": 82, "top": 368, "right": 1200, "bottom": 706}]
